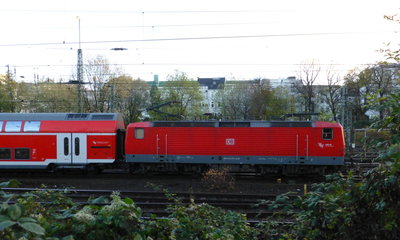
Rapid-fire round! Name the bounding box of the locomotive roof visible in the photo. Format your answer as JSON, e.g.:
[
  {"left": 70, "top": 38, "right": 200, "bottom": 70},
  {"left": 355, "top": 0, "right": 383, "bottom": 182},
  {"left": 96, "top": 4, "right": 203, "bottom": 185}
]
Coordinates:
[
  {"left": 143, "top": 121, "right": 343, "bottom": 128},
  {"left": 0, "top": 113, "right": 123, "bottom": 122},
  {"left": 149, "top": 121, "right": 321, "bottom": 128}
]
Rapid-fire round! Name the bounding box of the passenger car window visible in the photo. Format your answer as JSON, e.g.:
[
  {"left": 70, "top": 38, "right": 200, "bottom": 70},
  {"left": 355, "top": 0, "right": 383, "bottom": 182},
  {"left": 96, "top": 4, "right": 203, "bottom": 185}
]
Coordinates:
[
  {"left": 135, "top": 128, "right": 145, "bottom": 139},
  {"left": 15, "top": 148, "right": 30, "bottom": 160},
  {"left": 5, "top": 121, "right": 22, "bottom": 132},
  {"left": 64, "top": 137, "right": 69, "bottom": 156},
  {"left": 75, "top": 137, "right": 80, "bottom": 156},
  {"left": 322, "top": 128, "right": 333, "bottom": 140},
  {"left": 24, "top": 121, "right": 41, "bottom": 132},
  {"left": 0, "top": 121, "right": 3, "bottom": 132},
  {"left": 0, "top": 148, "right": 11, "bottom": 160}
]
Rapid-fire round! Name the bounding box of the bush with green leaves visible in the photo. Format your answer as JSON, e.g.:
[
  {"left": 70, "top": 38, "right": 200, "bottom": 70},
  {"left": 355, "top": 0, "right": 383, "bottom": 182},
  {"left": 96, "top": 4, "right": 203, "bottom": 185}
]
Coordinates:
[
  {"left": 173, "top": 203, "right": 256, "bottom": 239},
  {"left": 0, "top": 181, "right": 70, "bottom": 240},
  {"left": 257, "top": 92, "right": 400, "bottom": 240},
  {"left": 70, "top": 192, "right": 145, "bottom": 240},
  {"left": 0, "top": 182, "right": 145, "bottom": 240},
  {"left": 0, "top": 182, "right": 257, "bottom": 240}
]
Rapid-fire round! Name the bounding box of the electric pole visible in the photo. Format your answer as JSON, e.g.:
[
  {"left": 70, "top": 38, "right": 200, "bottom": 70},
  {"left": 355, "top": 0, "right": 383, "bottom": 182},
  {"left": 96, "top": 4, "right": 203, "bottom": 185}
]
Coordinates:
[
  {"left": 77, "top": 17, "right": 83, "bottom": 112},
  {"left": 5, "top": 65, "right": 10, "bottom": 79},
  {"left": 341, "top": 85, "right": 352, "bottom": 151}
]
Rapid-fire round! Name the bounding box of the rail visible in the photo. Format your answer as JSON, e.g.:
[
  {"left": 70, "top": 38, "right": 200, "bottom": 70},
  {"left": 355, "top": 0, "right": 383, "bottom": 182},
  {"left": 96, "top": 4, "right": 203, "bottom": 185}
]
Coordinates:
[{"left": 1, "top": 187, "right": 303, "bottom": 221}]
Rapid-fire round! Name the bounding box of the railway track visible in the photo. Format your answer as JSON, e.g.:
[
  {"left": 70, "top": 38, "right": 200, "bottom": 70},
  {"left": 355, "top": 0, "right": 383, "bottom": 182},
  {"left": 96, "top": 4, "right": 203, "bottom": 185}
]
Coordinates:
[
  {"left": 347, "top": 147, "right": 379, "bottom": 163},
  {"left": 1, "top": 187, "right": 304, "bottom": 221}
]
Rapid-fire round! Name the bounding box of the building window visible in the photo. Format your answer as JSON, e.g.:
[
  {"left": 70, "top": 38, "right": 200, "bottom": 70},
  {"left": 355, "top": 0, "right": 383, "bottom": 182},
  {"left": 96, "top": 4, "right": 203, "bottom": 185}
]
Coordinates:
[
  {"left": 0, "top": 148, "right": 11, "bottom": 160},
  {"left": 23, "top": 121, "right": 41, "bottom": 132},
  {"left": 15, "top": 148, "right": 30, "bottom": 160},
  {"left": 322, "top": 128, "right": 333, "bottom": 140},
  {"left": 135, "top": 128, "right": 145, "bottom": 139},
  {"left": 5, "top": 121, "right": 22, "bottom": 132}
]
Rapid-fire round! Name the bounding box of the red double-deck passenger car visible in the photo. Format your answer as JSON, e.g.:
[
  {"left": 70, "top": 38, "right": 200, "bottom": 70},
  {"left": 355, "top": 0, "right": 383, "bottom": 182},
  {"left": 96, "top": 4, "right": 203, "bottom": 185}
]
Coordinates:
[
  {"left": 125, "top": 121, "right": 345, "bottom": 175},
  {"left": 0, "top": 113, "right": 125, "bottom": 170}
]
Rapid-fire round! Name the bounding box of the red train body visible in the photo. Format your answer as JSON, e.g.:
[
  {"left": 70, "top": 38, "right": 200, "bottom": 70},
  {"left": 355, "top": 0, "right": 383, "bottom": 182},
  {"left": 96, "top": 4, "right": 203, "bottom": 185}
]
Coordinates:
[
  {"left": 0, "top": 113, "right": 345, "bottom": 175},
  {"left": 125, "top": 121, "right": 345, "bottom": 174},
  {"left": 0, "top": 113, "right": 125, "bottom": 169}
]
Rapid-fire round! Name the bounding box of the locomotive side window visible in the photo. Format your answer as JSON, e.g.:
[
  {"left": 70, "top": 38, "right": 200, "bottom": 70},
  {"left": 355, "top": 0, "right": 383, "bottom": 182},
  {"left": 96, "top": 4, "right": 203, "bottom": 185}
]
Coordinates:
[
  {"left": 5, "top": 121, "right": 22, "bottom": 132},
  {"left": 135, "top": 128, "right": 145, "bottom": 139},
  {"left": 24, "top": 121, "right": 41, "bottom": 132},
  {"left": 15, "top": 148, "right": 30, "bottom": 160},
  {"left": 0, "top": 148, "right": 11, "bottom": 160},
  {"left": 322, "top": 128, "right": 333, "bottom": 140},
  {"left": 0, "top": 121, "right": 3, "bottom": 132}
]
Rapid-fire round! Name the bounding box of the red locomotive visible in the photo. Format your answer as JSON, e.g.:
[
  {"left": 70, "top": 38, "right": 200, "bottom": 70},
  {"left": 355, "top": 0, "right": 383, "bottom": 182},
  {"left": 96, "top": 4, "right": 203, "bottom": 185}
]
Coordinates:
[
  {"left": 0, "top": 113, "right": 125, "bottom": 170},
  {"left": 0, "top": 113, "right": 345, "bottom": 175},
  {"left": 125, "top": 121, "right": 345, "bottom": 175}
]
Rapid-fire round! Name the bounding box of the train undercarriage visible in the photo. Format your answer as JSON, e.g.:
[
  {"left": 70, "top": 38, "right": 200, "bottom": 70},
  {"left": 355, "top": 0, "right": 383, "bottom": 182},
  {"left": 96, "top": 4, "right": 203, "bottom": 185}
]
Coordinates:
[{"left": 128, "top": 163, "right": 341, "bottom": 176}]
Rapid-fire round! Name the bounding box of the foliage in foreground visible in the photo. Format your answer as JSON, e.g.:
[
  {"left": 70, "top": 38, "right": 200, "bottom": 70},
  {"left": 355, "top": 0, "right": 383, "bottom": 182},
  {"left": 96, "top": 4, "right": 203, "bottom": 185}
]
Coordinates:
[
  {"left": 0, "top": 182, "right": 255, "bottom": 240},
  {"left": 1, "top": 161, "right": 399, "bottom": 240},
  {"left": 258, "top": 164, "right": 400, "bottom": 240}
]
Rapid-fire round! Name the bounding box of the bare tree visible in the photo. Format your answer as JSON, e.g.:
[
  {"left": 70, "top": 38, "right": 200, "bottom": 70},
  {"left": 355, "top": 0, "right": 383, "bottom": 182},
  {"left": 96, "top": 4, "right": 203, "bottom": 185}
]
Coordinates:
[
  {"left": 320, "top": 66, "right": 342, "bottom": 122},
  {"left": 293, "top": 60, "right": 321, "bottom": 115},
  {"left": 82, "top": 55, "right": 119, "bottom": 112}
]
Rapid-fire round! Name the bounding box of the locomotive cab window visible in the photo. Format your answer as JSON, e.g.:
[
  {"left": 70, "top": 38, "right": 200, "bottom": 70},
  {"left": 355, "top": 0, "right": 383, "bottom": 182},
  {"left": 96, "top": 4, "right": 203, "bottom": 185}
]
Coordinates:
[
  {"left": 15, "top": 148, "right": 30, "bottom": 160},
  {"left": 322, "top": 128, "right": 333, "bottom": 140},
  {"left": 135, "top": 128, "right": 145, "bottom": 139},
  {"left": 0, "top": 148, "right": 11, "bottom": 160}
]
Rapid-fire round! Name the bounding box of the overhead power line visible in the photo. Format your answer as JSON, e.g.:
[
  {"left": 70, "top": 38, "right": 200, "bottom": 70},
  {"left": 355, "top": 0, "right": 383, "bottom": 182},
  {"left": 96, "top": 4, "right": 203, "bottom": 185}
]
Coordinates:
[
  {"left": 0, "top": 31, "right": 393, "bottom": 48},
  {"left": 5, "top": 62, "right": 376, "bottom": 69},
  {"left": 0, "top": 9, "right": 286, "bottom": 14},
  {"left": 63, "top": 21, "right": 290, "bottom": 30}
]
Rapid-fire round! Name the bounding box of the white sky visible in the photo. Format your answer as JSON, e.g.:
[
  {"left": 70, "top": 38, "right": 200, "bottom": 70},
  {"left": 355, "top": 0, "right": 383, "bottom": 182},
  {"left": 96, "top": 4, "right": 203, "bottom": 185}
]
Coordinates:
[{"left": 0, "top": 0, "right": 399, "bottom": 84}]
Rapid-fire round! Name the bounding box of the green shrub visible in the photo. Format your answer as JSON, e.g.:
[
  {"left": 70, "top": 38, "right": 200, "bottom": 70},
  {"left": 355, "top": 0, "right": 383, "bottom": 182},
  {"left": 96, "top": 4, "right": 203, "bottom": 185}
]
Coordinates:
[{"left": 148, "top": 199, "right": 258, "bottom": 240}]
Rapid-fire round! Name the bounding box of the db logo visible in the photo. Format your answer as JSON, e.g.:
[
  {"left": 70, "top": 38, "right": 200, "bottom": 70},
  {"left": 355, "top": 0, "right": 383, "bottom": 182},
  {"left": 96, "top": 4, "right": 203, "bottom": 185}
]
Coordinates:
[{"left": 226, "top": 138, "right": 235, "bottom": 145}]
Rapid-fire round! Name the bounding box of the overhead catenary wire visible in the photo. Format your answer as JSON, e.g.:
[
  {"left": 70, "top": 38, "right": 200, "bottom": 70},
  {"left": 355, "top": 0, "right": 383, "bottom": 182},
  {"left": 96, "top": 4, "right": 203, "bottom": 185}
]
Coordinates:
[
  {"left": 0, "top": 9, "right": 302, "bottom": 14},
  {"left": 0, "top": 31, "right": 394, "bottom": 48}
]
